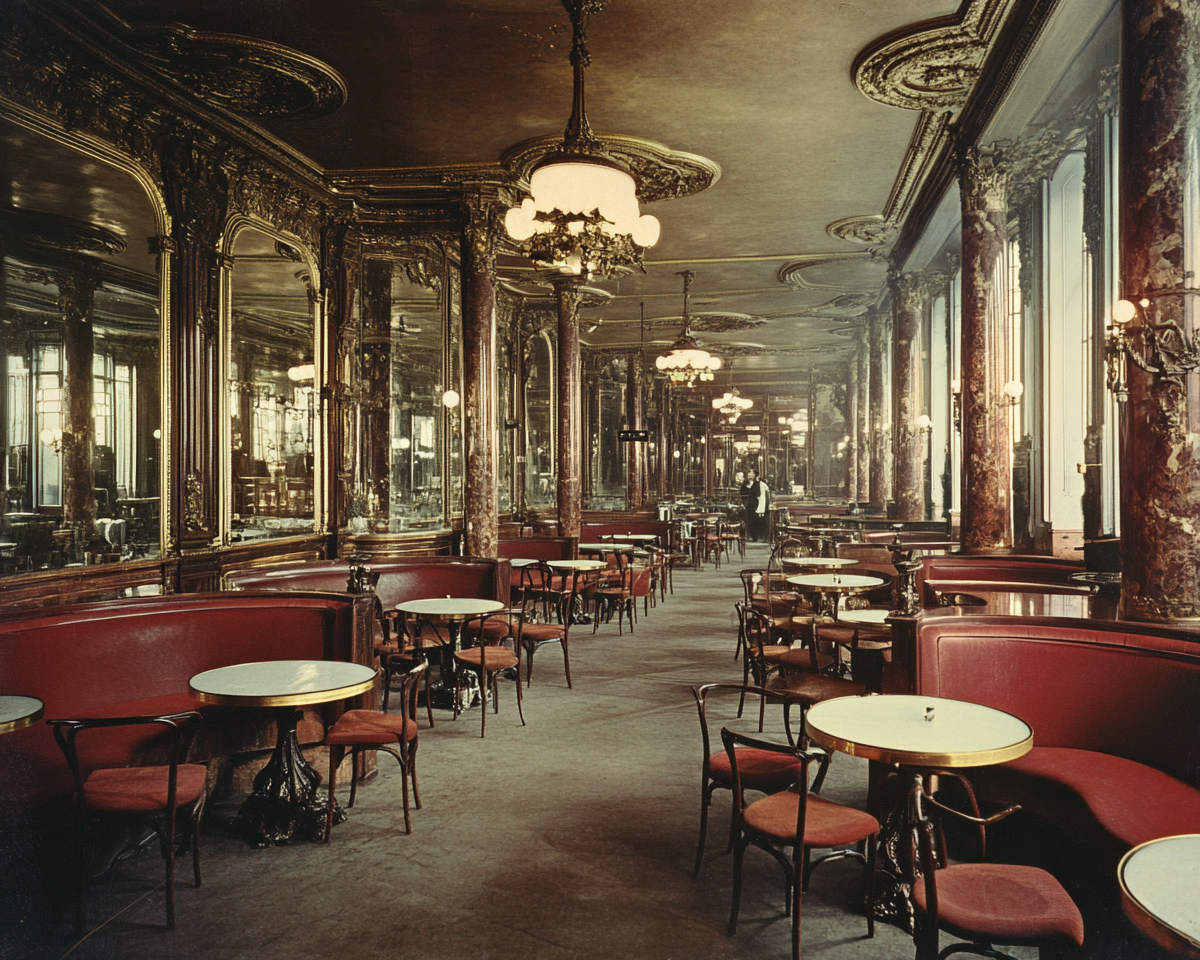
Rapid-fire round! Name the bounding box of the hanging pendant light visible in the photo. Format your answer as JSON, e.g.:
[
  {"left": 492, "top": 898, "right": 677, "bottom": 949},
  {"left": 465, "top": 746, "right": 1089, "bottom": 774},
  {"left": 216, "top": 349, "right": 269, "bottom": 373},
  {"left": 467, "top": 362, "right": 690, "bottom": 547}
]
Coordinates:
[
  {"left": 504, "top": 0, "right": 660, "bottom": 279},
  {"left": 656, "top": 270, "right": 721, "bottom": 387},
  {"left": 712, "top": 386, "right": 753, "bottom": 423}
]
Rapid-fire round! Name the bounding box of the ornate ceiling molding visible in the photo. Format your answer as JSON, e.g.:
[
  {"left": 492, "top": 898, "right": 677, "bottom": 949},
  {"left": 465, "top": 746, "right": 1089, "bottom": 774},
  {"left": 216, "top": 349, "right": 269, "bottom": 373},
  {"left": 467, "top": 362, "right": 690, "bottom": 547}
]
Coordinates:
[
  {"left": 86, "top": 2, "right": 348, "bottom": 120},
  {"left": 643, "top": 312, "right": 765, "bottom": 333},
  {"left": 827, "top": 215, "right": 898, "bottom": 246},
  {"left": 852, "top": 0, "right": 1013, "bottom": 113},
  {"left": 500, "top": 134, "right": 720, "bottom": 204},
  {"left": 777, "top": 251, "right": 888, "bottom": 291}
]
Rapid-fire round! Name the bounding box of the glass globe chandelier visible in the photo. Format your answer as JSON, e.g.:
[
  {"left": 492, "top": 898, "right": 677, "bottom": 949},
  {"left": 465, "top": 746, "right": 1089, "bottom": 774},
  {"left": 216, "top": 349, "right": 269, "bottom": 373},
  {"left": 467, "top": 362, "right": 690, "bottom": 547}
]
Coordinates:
[
  {"left": 504, "top": 1, "right": 660, "bottom": 279},
  {"left": 712, "top": 386, "right": 753, "bottom": 423},
  {"left": 656, "top": 270, "right": 721, "bottom": 387}
]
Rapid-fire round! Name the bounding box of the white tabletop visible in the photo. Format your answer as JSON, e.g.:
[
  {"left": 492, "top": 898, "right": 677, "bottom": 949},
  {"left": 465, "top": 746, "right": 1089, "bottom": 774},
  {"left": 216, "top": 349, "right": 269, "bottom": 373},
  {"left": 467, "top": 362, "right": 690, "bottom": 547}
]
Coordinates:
[
  {"left": 787, "top": 573, "right": 884, "bottom": 591},
  {"left": 1120, "top": 834, "right": 1200, "bottom": 956},
  {"left": 781, "top": 557, "right": 859, "bottom": 569},
  {"left": 545, "top": 559, "right": 608, "bottom": 570},
  {"left": 601, "top": 533, "right": 657, "bottom": 541},
  {"left": 509, "top": 558, "right": 538, "bottom": 568},
  {"left": 397, "top": 597, "right": 506, "bottom": 618},
  {"left": 189, "top": 660, "right": 376, "bottom": 709},
  {"left": 837, "top": 608, "right": 891, "bottom": 625},
  {"left": 805, "top": 694, "right": 1033, "bottom": 768},
  {"left": 0, "top": 695, "right": 44, "bottom": 734},
  {"left": 578, "top": 542, "right": 634, "bottom": 551}
]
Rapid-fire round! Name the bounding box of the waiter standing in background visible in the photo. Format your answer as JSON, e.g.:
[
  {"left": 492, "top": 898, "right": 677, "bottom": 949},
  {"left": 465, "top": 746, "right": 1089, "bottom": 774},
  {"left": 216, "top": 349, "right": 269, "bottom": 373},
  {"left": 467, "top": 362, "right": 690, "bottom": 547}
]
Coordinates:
[{"left": 741, "top": 470, "right": 771, "bottom": 541}]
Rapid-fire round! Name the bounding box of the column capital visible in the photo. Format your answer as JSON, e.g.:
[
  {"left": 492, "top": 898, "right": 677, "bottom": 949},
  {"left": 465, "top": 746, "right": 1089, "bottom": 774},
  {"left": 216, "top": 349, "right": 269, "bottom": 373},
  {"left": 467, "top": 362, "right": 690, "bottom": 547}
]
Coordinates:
[
  {"left": 956, "top": 142, "right": 1011, "bottom": 213},
  {"left": 461, "top": 183, "right": 507, "bottom": 272}
]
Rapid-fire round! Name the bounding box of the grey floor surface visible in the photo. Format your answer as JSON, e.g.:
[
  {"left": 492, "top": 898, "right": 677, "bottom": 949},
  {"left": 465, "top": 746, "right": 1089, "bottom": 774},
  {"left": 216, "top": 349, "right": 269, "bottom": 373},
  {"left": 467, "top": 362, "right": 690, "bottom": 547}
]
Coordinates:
[{"left": 1, "top": 544, "right": 1161, "bottom": 959}]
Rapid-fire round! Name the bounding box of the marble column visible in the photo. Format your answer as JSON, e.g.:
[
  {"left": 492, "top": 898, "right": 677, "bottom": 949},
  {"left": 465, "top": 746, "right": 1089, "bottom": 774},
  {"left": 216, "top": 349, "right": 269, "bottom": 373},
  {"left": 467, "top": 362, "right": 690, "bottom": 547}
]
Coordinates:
[
  {"left": 360, "top": 260, "right": 393, "bottom": 517},
  {"left": 868, "top": 313, "right": 892, "bottom": 511},
  {"left": 626, "top": 352, "right": 645, "bottom": 509},
  {"left": 462, "top": 191, "right": 500, "bottom": 558},
  {"left": 891, "top": 273, "right": 926, "bottom": 521},
  {"left": 958, "top": 145, "right": 1013, "bottom": 552},
  {"left": 846, "top": 360, "right": 859, "bottom": 502},
  {"left": 1118, "top": 0, "right": 1200, "bottom": 620},
  {"left": 553, "top": 278, "right": 582, "bottom": 539},
  {"left": 855, "top": 330, "right": 871, "bottom": 504},
  {"left": 58, "top": 273, "right": 97, "bottom": 541},
  {"left": 655, "top": 380, "right": 669, "bottom": 501}
]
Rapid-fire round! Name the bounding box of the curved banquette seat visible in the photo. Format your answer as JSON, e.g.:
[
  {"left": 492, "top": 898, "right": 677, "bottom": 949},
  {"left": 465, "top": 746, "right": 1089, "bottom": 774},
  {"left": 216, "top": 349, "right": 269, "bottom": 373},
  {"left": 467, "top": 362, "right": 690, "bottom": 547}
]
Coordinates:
[
  {"left": 916, "top": 615, "right": 1200, "bottom": 865},
  {"left": 916, "top": 555, "right": 1085, "bottom": 608},
  {"left": 0, "top": 591, "right": 373, "bottom": 817}
]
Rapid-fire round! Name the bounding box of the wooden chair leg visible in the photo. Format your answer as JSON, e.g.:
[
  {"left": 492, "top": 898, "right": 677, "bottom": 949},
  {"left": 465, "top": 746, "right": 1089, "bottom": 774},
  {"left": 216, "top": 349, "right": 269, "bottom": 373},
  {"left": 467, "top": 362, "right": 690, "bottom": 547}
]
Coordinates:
[
  {"left": 398, "top": 741, "right": 412, "bottom": 833},
  {"left": 694, "top": 781, "right": 711, "bottom": 876},
  {"left": 515, "top": 655, "right": 525, "bottom": 726},
  {"left": 562, "top": 635, "right": 572, "bottom": 688},
  {"left": 325, "top": 743, "right": 344, "bottom": 842}
]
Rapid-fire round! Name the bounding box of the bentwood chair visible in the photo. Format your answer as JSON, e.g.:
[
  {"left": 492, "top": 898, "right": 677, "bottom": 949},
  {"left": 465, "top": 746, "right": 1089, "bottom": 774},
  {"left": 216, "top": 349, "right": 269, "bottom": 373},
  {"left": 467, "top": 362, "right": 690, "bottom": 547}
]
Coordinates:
[
  {"left": 377, "top": 609, "right": 446, "bottom": 727},
  {"left": 593, "top": 552, "right": 637, "bottom": 634},
  {"left": 723, "top": 728, "right": 877, "bottom": 960},
  {"left": 454, "top": 610, "right": 525, "bottom": 737},
  {"left": 49, "top": 711, "right": 207, "bottom": 934},
  {"left": 325, "top": 660, "right": 427, "bottom": 836},
  {"left": 910, "top": 775, "right": 1085, "bottom": 960},
  {"left": 691, "top": 683, "right": 806, "bottom": 877}
]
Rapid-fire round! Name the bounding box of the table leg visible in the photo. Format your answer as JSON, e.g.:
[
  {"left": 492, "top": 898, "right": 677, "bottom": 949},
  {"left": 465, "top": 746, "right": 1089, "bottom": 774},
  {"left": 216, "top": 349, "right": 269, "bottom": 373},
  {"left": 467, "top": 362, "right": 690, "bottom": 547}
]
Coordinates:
[
  {"left": 428, "top": 619, "right": 480, "bottom": 712},
  {"left": 235, "top": 706, "right": 343, "bottom": 848}
]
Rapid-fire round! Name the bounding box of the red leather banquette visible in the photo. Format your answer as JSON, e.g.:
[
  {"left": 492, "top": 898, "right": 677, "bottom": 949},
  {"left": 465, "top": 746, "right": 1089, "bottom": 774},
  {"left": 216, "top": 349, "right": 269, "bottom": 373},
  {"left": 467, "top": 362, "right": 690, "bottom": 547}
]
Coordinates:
[{"left": 916, "top": 614, "right": 1200, "bottom": 865}]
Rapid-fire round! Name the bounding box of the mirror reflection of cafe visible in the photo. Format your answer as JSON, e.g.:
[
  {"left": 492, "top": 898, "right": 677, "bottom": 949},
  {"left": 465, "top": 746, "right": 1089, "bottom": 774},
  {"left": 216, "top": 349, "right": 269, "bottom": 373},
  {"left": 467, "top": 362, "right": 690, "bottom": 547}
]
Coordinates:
[{"left": 0, "top": 117, "right": 162, "bottom": 574}]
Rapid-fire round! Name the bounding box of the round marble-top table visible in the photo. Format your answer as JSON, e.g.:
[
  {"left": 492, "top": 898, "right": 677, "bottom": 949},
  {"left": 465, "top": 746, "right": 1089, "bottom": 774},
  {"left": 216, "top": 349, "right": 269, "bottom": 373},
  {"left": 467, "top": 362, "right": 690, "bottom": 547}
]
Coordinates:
[
  {"left": 788, "top": 572, "right": 884, "bottom": 617},
  {"left": 600, "top": 533, "right": 658, "bottom": 542},
  {"left": 396, "top": 597, "right": 506, "bottom": 623},
  {"left": 578, "top": 542, "right": 635, "bottom": 554},
  {"left": 509, "top": 557, "right": 538, "bottom": 568},
  {"left": 836, "top": 607, "right": 891, "bottom": 626},
  {"left": 780, "top": 556, "right": 859, "bottom": 570},
  {"left": 545, "top": 559, "right": 609, "bottom": 571},
  {"left": 0, "top": 695, "right": 44, "bottom": 735},
  {"left": 547, "top": 559, "right": 609, "bottom": 624},
  {"left": 1120, "top": 834, "right": 1200, "bottom": 957},
  {"left": 190, "top": 660, "right": 376, "bottom": 846},
  {"left": 805, "top": 694, "right": 1033, "bottom": 768}
]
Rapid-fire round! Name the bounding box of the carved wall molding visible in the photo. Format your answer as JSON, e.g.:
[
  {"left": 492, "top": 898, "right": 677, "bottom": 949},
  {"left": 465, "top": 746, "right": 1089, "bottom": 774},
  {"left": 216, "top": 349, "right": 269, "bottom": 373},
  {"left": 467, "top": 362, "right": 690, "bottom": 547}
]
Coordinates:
[
  {"left": 957, "top": 143, "right": 1011, "bottom": 212},
  {"left": 500, "top": 133, "right": 721, "bottom": 204},
  {"left": 827, "top": 215, "right": 899, "bottom": 246}
]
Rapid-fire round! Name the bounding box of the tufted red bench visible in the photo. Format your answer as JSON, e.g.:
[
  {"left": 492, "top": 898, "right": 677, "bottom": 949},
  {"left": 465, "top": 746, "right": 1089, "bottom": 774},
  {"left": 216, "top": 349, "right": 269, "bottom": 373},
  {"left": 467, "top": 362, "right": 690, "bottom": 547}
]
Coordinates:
[
  {"left": 916, "top": 615, "right": 1200, "bottom": 866},
  {"left": 0, "top": 591, "right": 373, "bottom": 819}
]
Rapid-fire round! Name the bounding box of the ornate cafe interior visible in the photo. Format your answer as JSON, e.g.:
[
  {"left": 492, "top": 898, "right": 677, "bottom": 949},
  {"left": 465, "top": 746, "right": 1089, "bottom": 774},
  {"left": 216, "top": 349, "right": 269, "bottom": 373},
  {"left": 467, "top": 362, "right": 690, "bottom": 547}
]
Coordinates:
[{"left": 2, "top": 1, "right": 1199, "bottom": 959}]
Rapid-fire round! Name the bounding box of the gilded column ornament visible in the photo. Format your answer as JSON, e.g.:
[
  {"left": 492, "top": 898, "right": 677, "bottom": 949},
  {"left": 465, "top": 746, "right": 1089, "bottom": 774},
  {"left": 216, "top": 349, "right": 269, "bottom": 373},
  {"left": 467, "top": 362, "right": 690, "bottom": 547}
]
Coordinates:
[{"left": 958, "top": 142, "right": 1013, "bottom": 553}]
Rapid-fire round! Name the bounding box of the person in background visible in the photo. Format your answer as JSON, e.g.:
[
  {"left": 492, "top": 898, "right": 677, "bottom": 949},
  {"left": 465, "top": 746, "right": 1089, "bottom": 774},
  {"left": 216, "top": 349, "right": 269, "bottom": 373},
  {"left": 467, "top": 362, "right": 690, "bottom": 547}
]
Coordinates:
[{"left": 743, "top": 470, "right": 771, "bottom": 541}]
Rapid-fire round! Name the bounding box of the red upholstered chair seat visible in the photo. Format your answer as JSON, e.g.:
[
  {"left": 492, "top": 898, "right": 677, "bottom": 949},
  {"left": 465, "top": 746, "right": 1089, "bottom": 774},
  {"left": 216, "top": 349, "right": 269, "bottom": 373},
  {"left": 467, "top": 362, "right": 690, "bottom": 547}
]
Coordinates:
[
  {"left": 520, "top": 622, "right": 565, "bottom": 641},
  {"left": 979, "top": 745, "right": 1200, "bottom": 857},
  {"left": 708, "top": 747, "right": 802, "bottom": 793},
  {"left": 83, "top": 764, "right": 207, "bottom": 813},
  {"left": 743, "top": 789, "right": 879, "bottom": 847},
  {"left": 326, "top": 709, "right": 417, "bottom": 745},
  {"left": 464, "top": 616, "right": 512, "bottom": 645},
  {"left": 913, "top": 863, "right": 1084, "bottom": 947},
  {"left": 455, "top": 646, "right": 519, "bottom": 670}
]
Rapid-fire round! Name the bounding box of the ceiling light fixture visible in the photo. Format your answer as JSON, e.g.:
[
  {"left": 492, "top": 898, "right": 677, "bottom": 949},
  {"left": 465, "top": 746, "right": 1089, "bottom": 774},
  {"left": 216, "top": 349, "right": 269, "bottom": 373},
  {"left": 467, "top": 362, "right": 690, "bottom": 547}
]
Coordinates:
[
  {"left": 504, "top": 0, "right": 660, "bottom": 279},
  {"left": 712, "top": 387, "right": 753, "bottom": 423},
  {"left": 656, "top": 270, "right": 721, "bottom": 387}
]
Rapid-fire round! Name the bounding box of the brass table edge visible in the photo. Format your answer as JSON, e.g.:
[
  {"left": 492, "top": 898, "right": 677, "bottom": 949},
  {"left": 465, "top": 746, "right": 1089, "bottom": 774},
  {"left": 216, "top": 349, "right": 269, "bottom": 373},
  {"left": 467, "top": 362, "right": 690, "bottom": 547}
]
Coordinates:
[
  {"left": 0, "top": 700, "right": 44, "bottom": 735},
  {"left": 1119, "top": 834, "right": 1200, "bottom": 960},
  {"left": 189, "top": 673, "right": 377, "bottom": 709}
]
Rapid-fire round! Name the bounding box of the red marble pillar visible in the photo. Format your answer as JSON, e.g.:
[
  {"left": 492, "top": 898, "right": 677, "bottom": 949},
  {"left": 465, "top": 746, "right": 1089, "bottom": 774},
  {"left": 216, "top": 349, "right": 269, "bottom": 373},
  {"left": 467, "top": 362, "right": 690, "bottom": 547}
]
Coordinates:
[
  {"left": 868, "top": 313, "right": 892, "bottom": 511},
  {"left": 58, "top": 273, "right": 96, "bottom": 539},
  {"left": 958, "top": 145, "right": 1012, "bottom": 552},
  {"left": 891, "top": 273, "right": 926, "bottom": 521},
  {"left": 462, "top": 193, "right": 499, "bottom": 558},
  {"left": 360, "top": 260, "right": 393, "bottom": 514},
  {"left": 626, "top": 352, "right": 644, "bottom": 509},
  {"left": 1118, "top": 0, "right": 1200, "bottom": 620},
  {"left": 554, "top": 278, "right": 582, "bottom": 540},
  {"left": 855, "top": 330, "right": 871, "bottom": 504}
]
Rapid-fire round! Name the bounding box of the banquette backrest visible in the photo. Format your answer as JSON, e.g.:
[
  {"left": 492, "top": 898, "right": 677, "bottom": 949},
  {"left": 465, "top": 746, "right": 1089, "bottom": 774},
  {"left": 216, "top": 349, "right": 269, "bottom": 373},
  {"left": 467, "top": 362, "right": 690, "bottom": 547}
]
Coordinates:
[
  {"left": 579, "top": 520, "right": 672, "bottom": 549},
  {"left": 917, "top": 554, "right": 1084, "bottom": 607},
  {"left": 224, "top": 556, "right": 511, "bottom": 612},
  {"left": 0, "top": 591, "right": 372, "bottom": 812},
  {"left": 915, "top": 615, "right": 1200, "bottom": 787},
  {"left": 497, "top": 537, "right": 577, "bottom": 561}
]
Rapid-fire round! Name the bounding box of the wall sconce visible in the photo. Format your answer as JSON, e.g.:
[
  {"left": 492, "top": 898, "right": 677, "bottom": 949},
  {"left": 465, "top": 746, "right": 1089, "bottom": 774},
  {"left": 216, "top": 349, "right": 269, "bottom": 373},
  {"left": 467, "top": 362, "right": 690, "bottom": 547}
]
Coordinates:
[
  {"left": 1002, "top": 380, "right": 1024, "bottom": 405},
  {"left": 950, "top": 379, "right": 962, "bottom": 432},
  {"left": 913, "top": 414, "right": 932, "bottom": 432},
  {"left": 441, "top": 389, "right": 460, "bottom": 409},
  {"left": 1105, "top": 296, "right": 1200, "bottom": 406},
  {"left": 38, "top": 426, "right": 69, "bottom": 453}
]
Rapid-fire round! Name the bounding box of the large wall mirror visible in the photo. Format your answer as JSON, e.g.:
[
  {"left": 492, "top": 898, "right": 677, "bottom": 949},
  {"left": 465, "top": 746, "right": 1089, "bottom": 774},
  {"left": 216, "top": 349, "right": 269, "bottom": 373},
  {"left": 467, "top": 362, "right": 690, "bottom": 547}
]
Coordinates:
[
  {"left": 0, "top": 115, "right": 163, "bottom": 573},
  {"left": 344, "top": 251, "right": 448, "bottom": 533},
  {"left": 225, "top": 224, "right": 318, "bottom": 543},
  {"left": 589, "top": 357, "right": 627, "bottom": 509}
]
